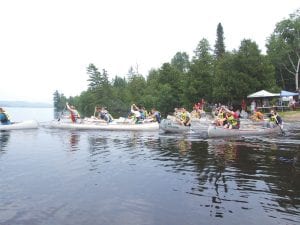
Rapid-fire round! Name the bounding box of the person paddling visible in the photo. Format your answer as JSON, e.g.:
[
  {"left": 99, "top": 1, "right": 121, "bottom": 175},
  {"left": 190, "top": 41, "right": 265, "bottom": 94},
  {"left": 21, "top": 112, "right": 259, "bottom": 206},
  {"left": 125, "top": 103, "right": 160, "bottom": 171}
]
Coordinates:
[
  {"left": 268, "top": 109, "right": 283, "bottom": 128},
  {"left": 66, "top": 103, "right": 81, "bottom": 123},
  {"left": 151, "top": 108, "right": 161, "bottom": 123},
  {"left": 222, "top": 107, "right": 240, "bottom": 129},
  {"left": 0, "top": 107, "right": 11, "bottom": 125}
]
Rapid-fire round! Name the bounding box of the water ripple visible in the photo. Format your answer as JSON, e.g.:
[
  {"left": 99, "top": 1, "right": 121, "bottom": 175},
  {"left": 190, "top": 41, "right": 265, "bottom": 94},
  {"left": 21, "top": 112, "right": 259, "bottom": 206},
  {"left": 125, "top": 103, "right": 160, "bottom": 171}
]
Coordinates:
[{"left": 0, "top": 126, "right": 299, "bottom": 224}]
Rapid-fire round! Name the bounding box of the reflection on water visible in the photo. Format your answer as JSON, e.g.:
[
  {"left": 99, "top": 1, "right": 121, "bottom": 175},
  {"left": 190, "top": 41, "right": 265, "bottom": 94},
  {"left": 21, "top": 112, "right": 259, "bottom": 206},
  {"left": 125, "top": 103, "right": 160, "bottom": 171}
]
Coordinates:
[
  {"left": 69, "top": 132, "right": 80, "bottom": 150},
  {"left": 0, "top": 131, "right": 10, "bottom": 152},
  {"left": 206, "top": 139, "right": 300, "bottom": 221},
  {"left": 0, "top": 126, "right": 299, "bottom": 225}
]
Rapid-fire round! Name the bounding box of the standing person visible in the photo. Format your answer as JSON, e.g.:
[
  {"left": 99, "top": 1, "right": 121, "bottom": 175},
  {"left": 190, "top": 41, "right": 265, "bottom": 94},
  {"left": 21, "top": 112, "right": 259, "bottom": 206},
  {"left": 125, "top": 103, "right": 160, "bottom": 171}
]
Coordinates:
[
  {"left": 201, "top": 98, "right": 205, "bottom": 111},
  {"left": 241, "top": 99, "right": 246, "bottom": 111},
  {"left": 292, "top": 98, "right": 296, "bottom": 111},
  {"left": 0, "top": 107, "right": 11, "bottom": 125},
  {"left": 66, "top": 103, "right": 80, "bottom": 123},
  {"left": 250, "top": 100, "right": 256, "bottom": 114}
]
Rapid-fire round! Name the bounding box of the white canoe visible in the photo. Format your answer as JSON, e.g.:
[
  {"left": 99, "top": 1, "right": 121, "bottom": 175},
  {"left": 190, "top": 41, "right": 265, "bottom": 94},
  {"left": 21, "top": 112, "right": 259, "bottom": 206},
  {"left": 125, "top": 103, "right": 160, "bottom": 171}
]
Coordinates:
[
  {"left": 239, "top": 118, "right": 267, "bottom": 126},
  {"left": 0, "top": 120, "right": 39, "bottom": 130},
  {"left": 159, "top": 119, "right": 191, "bottom": 133},
  {"left": 49, "top": 120, "right": 159, "bottom": 131},
  {"left": 207, "top": 124, "right": 282, "bottom": 138},
  {"left": 159, "top": 118, "right": 211, "bottom": 136}
]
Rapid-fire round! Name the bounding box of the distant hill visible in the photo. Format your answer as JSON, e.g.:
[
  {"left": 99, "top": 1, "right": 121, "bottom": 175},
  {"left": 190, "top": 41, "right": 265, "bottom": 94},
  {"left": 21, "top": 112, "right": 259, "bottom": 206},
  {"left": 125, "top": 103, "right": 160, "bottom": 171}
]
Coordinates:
[{"left": 0, "top": 101, "right": 53, "bottom": 108}]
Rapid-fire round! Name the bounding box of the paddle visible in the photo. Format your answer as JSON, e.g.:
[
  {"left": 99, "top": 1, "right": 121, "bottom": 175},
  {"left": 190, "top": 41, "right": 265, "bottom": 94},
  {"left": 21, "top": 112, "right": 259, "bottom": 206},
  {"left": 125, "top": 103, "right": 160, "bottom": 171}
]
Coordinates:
[
  {"left": 274, "top": 116, "right": 285, "bottom": 135},
  {"left": 57, "top": 105, "right": 66, "bottom": 121}
]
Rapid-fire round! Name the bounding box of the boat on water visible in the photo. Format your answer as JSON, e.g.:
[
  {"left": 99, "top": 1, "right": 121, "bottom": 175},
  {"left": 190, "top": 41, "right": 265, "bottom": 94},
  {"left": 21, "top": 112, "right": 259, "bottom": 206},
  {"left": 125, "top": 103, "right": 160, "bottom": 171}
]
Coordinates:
[
  {"left": 239, "top": 118, "right": 268, "bottom": 127},
  {"left": 159, "top": 118, "right": 191, "bottom": 133},
  {"left": 48, "top": 117, "right": 159, "bottom": 131},
  {"left": 207, "top": 124, "right": 282, "bottom": 138},
  {"left": 160, "top": 116, "right": 212, "bottom": 135},
  {"left": 0, "top": 120, "right": 39, "bottom": 131}
]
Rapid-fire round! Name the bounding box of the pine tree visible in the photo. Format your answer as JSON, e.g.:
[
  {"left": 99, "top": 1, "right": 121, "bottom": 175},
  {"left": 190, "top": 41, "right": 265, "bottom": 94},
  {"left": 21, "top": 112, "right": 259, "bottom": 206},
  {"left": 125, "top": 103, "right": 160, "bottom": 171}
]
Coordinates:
[
  {"left": 214, "top": 23, "right": 226, "bottom": 59},
  {"left": 53, "top": 90, "right": 67, "bottom": 110},
  {"left": 87, "top": 63, "right": 102, "bottom": 89}
]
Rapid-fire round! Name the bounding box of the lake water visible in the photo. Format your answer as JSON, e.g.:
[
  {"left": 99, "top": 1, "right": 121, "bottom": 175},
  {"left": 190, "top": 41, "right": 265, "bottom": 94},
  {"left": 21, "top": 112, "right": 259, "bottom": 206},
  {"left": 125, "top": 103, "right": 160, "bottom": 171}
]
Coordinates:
[{"left": 0, "top": 107, "right": 300, "bottom": 225}]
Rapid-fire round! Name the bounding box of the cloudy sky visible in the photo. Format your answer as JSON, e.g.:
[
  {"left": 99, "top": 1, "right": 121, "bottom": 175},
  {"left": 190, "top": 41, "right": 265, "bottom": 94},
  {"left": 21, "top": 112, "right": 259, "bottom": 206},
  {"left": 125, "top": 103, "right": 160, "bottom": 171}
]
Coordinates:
[{"left": 0, "top": 0, "right": 299, "bottom": 103}]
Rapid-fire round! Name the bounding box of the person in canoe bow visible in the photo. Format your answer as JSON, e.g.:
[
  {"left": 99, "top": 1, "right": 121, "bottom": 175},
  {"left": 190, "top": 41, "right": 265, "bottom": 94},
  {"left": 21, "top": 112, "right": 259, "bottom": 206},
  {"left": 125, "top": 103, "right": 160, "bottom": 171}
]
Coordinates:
[
  {"left": 0, "top": 107, "right": 11, "bottom": 125},
  {"left": 66, "top": 103, "right": 81, "bottom": 123}
]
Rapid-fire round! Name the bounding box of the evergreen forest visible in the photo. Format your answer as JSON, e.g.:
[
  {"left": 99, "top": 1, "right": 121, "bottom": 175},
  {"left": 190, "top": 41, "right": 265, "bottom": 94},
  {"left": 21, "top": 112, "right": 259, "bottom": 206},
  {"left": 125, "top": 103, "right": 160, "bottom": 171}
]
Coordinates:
[{"left": 53, "top": 9, "right": 300, "bottom": 118}]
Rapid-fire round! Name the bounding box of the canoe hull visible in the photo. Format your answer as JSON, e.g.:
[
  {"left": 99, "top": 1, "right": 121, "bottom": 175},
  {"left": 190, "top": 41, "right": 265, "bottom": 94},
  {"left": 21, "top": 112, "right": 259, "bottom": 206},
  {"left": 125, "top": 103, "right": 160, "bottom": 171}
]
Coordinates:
[
  {"left": 159, "top": 119, "right": 191, "bottom": 133},
  {"left": 207, "top": 125, "right": 281, "bottom": 138},
  {"left": 0, "top": 120, "right": 39, "bottom": 130},
  {"left": 49, "top": 120, "right": 159, "bottom": 131}
]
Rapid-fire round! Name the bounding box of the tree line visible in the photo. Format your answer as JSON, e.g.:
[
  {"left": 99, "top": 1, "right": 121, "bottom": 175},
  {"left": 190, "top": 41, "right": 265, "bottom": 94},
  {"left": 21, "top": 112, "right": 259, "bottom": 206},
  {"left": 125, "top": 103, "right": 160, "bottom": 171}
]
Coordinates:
[{"left": 53, "top": 9, "right": 300, "bottom": 118}]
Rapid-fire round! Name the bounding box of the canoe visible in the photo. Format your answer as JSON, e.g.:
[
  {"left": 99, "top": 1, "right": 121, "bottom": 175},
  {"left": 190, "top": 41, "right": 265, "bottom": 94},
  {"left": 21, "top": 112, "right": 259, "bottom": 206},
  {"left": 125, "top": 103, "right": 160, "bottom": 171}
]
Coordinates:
[
  {"left": 48, "top": 120, "right": 159, "bottom": 131},
  {"left": 0, "top": 120, "right": 39, "bottom": 130},
  {"left": 159, "top": 118, "right": 191, "bottom": 133},
  {"left": 239, "top": 118, "right": 267, "bottom": 126},
  {"left": 159, "top": 117, "right": 211, "bottom": 135},
  {"left": 207, "top": 124, "right": 281, "bottom": 138}
]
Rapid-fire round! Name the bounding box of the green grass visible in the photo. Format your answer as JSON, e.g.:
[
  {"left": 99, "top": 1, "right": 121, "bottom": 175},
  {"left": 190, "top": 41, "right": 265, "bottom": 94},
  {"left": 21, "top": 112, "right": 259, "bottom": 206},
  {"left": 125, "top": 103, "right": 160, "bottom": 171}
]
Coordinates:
[{"left": 279, "top": 110, "right": 300, "bottom": 117}]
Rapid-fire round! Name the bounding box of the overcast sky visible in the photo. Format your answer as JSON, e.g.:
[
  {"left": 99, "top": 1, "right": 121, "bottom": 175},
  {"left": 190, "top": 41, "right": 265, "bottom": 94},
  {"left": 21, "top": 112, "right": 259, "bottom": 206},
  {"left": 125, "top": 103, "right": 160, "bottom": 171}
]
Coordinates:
[{"left": 0, "top": 0, "right": 299, "bottom": 104}]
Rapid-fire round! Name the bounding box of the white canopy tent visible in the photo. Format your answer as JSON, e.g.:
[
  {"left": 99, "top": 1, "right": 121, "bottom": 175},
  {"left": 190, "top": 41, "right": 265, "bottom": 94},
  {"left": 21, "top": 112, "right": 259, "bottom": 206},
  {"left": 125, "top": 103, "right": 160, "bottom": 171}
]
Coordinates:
[{"left": 247, "top": 90, "right": 279, "bottom": 98}]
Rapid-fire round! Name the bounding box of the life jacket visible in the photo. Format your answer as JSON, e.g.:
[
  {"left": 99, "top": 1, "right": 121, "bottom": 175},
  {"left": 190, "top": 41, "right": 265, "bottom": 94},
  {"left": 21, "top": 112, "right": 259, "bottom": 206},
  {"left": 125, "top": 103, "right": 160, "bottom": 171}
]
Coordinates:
[
  {"left": 181, "top": 112, "right": 187, "bottom": 121},
  {"left": 227, "top": 115, "right": 238, "bottom": 126},
  {"left": 181, "top": 112, "right": 190, "bottom": 122},
  {"left": 218, "top": 112, "right": 224, "bottom": 119},
  {"left": 270, "top": 114, "right": 282, "bottom": 125},
  {"left": 70, "top": 110, "right": 80, "bottom": 123},
  {"left": 269, "top": 115, "right": 276, "bottom": 123},
  {"left": 0, "top": 112, "right": 10, "bottom": 123}
]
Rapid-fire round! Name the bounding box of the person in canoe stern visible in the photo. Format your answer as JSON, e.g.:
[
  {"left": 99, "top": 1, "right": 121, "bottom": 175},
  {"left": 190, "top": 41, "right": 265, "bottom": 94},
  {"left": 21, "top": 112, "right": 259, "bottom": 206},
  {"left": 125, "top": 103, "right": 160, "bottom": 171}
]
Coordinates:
[
  {"left": 0, "top": 107, "right": 11, "bottom": 125},
  {"left": 268, "top": 109, "right": 283, "bottom": 128},
  {"left": 66, "top": 103, "right": 81, "bottom": 123}
]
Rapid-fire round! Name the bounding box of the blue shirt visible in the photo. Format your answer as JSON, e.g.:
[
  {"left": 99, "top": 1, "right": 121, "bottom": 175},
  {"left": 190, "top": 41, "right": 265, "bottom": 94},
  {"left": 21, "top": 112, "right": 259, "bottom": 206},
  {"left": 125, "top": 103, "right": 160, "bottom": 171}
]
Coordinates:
[{"left": 0, "top": 113, "right": 11, "bottom": 125}]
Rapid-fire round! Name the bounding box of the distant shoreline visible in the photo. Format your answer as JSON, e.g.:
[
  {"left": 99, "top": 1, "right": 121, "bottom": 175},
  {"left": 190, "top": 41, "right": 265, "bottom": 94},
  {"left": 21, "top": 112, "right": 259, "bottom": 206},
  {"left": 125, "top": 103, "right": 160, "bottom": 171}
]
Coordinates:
[
  {"left": 4, "top": 106, "right": 54, "bottom": 108},
  {"left": 0, "top": 101, "right": 53, "bottom": 108}
]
